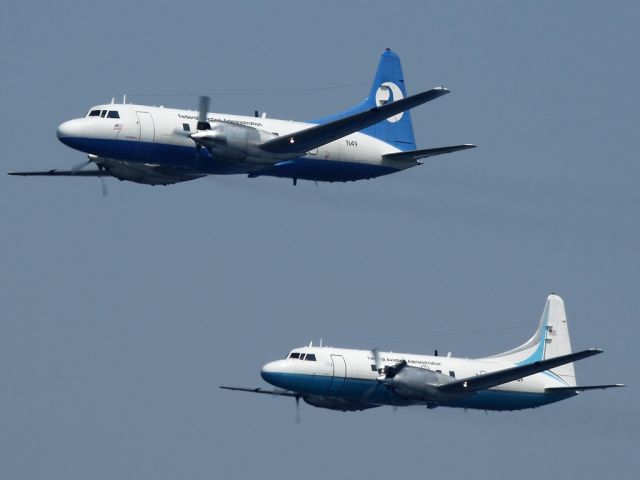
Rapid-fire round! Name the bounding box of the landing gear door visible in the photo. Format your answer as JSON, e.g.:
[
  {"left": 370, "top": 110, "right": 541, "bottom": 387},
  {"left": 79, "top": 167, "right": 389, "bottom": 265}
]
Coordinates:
[
  {"left": 328, "top": 355, "right": 346, "bottom": 392},
  {"left": 135, "top": 111, "right": 155, "bottom": 156}
]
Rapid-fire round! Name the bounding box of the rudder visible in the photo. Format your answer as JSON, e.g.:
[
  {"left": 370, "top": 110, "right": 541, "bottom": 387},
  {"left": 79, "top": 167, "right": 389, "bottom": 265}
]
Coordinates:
[
  {"left": 312, "top": 49, "right": 417, "bottom": 151},
  {"left": 488, "top": 294, "right": 576, "bottom": 386}
]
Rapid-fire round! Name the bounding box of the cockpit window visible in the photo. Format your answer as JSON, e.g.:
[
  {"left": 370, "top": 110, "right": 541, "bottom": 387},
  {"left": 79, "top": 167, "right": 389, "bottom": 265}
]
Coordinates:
[
  {"left": 100, "top": 110, "right": 107, "bottom": 118},
  {"left": 88, "top": 110, "right": 101, "bottom": 117},
  {"left": 289, "top": 352, "right": 300, "bottom": 359},
  {"left": 299, "top": 353, "right": 306, "bottom": 360},
  {"left": 305, "top": 354, "right": 316, "bottom": 361},
  {"left": 107, "top": 111, "right": 120, "bottom": 119}
]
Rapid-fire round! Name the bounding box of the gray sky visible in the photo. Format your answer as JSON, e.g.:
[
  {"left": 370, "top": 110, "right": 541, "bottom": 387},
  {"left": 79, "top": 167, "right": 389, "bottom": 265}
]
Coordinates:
[{"left": 1, "top": 1, "right": 638, "bottom": 478}]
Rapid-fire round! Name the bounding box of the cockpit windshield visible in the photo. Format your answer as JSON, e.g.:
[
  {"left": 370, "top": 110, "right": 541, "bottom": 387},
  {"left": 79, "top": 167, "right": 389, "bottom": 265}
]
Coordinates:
[
  {"left": 87, "top": 109, "right": 120, "bottom": 119},
  {"left": 287, "top": 351, "right": 316, "bottom": 361}
]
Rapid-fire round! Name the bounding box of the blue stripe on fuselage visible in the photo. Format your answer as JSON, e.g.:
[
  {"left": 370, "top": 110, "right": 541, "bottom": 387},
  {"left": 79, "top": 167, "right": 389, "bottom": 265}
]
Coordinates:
[
  {"left": 260, "top": 372, "right": 576, "bottom": 411},
  {"left": 59, "top": 137, "right": 399, "bottom": 182}
]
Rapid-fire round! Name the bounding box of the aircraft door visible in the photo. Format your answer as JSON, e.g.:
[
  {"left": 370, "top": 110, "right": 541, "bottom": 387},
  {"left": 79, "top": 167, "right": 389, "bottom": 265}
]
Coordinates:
[
  {"left": 328, "top": 355, "right": 346, "bottom": 392},
  {"left": 135, "top": 111, "right": 155, "bottom": 155}
]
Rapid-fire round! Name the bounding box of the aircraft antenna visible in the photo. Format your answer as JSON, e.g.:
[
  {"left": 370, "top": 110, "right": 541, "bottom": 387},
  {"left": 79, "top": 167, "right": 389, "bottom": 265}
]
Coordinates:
[
  {"left": 111, "top": 97, "right": 115, "bottom": 104},
  {"left": 319, "top": 338, "right": 323, "bottom": 347},
  {"left": 123, "top": 94, "right": 127, "bottom": 104}
]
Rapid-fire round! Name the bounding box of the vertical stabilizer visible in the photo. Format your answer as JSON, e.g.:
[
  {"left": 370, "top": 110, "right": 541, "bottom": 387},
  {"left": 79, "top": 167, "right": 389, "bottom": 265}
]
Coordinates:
[
  {"left": 488, "top": 294, "right": 576, "bottom": 386},
  {"left": 312, "top": 49, "right": 417, "bottom": 151}
]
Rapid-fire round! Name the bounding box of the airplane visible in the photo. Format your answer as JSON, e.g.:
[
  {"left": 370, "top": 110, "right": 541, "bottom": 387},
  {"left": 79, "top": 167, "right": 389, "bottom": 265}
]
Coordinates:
[
  {"left": 9, "top": 49, "right": 475, "bottom": 188},
  {"left": 221, "top": 294, "right": 624, "bottom": 414}
]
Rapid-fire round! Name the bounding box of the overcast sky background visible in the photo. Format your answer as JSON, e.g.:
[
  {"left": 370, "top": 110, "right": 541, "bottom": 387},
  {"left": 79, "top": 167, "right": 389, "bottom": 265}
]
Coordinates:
[{"left": 1, "top": 1, "right": 638, "bottom": 478}]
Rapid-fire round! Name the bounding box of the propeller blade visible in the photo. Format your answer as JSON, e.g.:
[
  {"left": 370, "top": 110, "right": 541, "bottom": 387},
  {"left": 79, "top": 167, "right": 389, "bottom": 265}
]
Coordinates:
[
  {"left": 372, "top": 348, "right": 382, "bottom": 374},
  {"left": 197, "top": 96, "right": 211, "bottom": 130},
  {"left": 100, "top": 176, "right": 108, "bottom": 196},
  {"left": 71, "top": 159, "right": 92, "bottom": 174},
  {"left": 295, "top": 395, "right": 301, "bottom": 424}
]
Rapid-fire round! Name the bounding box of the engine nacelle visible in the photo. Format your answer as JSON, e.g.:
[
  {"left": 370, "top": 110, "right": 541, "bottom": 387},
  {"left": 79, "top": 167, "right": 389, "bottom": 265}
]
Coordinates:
[
  {"left": 191, "top": 121, "right": 278, "bottom": 163},
  {"left": 388, "top": 365, "right": 457, "bottom": 402},
  {"left": 303, "top": 395, "right": 376, "bottom": 412}
]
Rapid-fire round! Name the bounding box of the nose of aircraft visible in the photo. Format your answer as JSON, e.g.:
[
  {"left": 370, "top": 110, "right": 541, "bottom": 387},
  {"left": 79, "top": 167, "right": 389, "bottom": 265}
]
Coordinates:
[
  {"left": 260, "top": 360, "right": 288, "bottom": 386},
  {"left": 57, "top": 120, "right": 80, "bottom": 143}
]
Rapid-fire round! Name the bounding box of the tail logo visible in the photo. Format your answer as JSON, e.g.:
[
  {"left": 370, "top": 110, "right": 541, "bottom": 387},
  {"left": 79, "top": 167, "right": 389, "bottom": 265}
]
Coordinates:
[{"left": 375, "top": 82, "right": 404, "bottom": 123}]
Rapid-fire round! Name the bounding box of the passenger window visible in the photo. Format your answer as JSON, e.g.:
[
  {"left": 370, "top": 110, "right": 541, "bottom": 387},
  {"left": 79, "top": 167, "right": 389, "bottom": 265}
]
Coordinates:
[
  {"left": 100, "top": 110, "right": 107, "bottom": 118},
  {"left": 182, "top": 123, "right": 190, "bottom": 132},
  {"left": 289, "top": 352, "right": 300, "bottom": 359},
  {"left": 107, "top": 111, "right": 120, "bottom": 118},
  {"left": 371, "top": 364, "right": 377, "bottom": 372},
  {"left": 305, "top": 354, "right": 316, "bottom": 361},
  {"left": 436, "top": 369, "right": 442, "bottom": 374},
  {"left": 449, "top": 371, "right": 456, "bottom": 378},
  {"left": 88, "top": 110, "right": 101, "bottom": 117}
]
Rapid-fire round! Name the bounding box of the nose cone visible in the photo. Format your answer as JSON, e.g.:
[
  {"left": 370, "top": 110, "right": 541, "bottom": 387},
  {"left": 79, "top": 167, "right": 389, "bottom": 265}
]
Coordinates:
[
  {"left": 260, "top": 360, "right": 289, "bottom": 387},
  {"left": 57, "top": 120, "right": 78, "bottom": 141},
  {"left": 57, "top": 119, "right": 93, "bottom": 152}
]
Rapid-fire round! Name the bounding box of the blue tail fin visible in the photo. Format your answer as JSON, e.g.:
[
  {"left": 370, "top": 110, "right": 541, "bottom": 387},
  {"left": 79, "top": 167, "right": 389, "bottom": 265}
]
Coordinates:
[{"left": 313, "top": 49, "right": 417, "bottom": 151}]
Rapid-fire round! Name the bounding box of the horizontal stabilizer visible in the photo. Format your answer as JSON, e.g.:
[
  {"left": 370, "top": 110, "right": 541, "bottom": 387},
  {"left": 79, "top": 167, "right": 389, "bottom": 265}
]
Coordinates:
[
  {"left": 438, "top": 348, "right": 603, "bottom": 394},
  {"left": 8, "top": 169, "right": 109, "bottom": 177},
  {"left": 383, "top": 144, "right": 476, "bottom": 161},
  {"left": 220, "top": 386, "right": 298, "bottom": 397},
  {"left": 546, "top": 384, "right": 625, "bottom": 393},
  {"left": 260, "top": 87, "right": 449, "bottom": 155}
]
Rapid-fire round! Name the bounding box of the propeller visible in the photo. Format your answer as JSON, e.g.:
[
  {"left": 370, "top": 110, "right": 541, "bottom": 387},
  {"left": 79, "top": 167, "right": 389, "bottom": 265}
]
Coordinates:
[
  {"left": 197, "top": 95, "right": 211, "bottom": 131},
  {"left": 371, "top": 348, "right": 406, "bottom": 381},
  {"left": 71, "top": 159, "right": 92, "bottom": 173},
  {"left": 71, "top": 156, "right": 108, "bottom": 196},
  {"left": 192, "top": 96, "right": 211, "bottom": 160},
  {"left": 295, "top": 394, "right": 301, "bottom": 424},
  {"left": 372, "top": 348, "right": 383, "bottom": 375}
]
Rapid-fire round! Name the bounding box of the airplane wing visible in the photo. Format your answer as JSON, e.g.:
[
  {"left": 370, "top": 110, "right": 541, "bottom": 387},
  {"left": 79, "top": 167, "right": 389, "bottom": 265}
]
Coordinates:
[
  {"left": 383, "top": 144, "right": 477, "bottom": 162},
  {"left": 545, "top": 384, "right": 625, "bottom": 392},
  {"left": 437, "top": 348, "right": 603, "bottom": 394},
  {"left": 8, "top": 169, "right": 109, "bottom": 177},
  {"left": 219, "top": 386, "right": 298, "bottom": 397},
  {"left": 259, "top": 87, "right": 450, "bottom": 155}
]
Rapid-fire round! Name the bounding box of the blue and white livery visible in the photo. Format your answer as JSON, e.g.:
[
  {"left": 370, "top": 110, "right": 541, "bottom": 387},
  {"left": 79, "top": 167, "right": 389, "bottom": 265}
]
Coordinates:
[
  {"left": 10, "top": 49, "right": 475, "bottom": 187},
  {"left": 222, "top": 294, "right": 624, "bottom": 413}
]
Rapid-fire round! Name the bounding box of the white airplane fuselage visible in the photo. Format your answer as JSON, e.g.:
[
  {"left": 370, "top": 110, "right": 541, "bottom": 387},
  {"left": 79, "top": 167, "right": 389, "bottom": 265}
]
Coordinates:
[
  {"left": 225, "top": 294, "right": 623, "bottom": 412},
  {"left": 56, "top": 103, "right": 408, "bottom": 185},
  {"left": 15, "top": 50, "right": 475, "bottom": 186},
  {"left": 261, "top": 345, "right": 575, "bottom": 412}
]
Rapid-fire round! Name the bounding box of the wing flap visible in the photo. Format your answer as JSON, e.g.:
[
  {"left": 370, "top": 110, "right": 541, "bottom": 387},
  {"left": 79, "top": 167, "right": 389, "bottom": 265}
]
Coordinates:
[
  {"left": 383, "top": 144, "right": 476, "bottom": 161},
  {"left": 438, "top": 348, "right": 603, "bottom": 394},
  {"left": 259, "top": 87, "right": 449, "bottom": 155}
]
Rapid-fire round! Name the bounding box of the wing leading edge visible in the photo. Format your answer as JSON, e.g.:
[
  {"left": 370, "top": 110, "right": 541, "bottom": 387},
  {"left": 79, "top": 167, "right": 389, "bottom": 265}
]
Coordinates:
[
  {"left": 437, "top": 348, "right": 603, "bottom": 394},
  {"left": 259, "top": 87, "right": 450, "bottom": 155},
  {"left": 219, "top": 386, "right": 298, "bottom": 397},
  {"left": 8, "top": 169, "right": 109, "bottom": 177}
]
